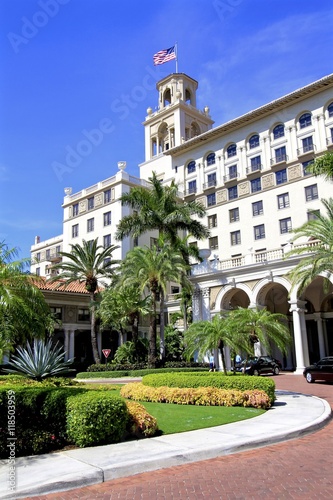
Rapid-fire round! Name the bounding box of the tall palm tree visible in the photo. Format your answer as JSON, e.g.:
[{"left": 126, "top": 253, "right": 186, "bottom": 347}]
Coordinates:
[
  {"left": 121, "top": 242, "right": 188, "bottom": 367},
  {"left": 227, "top": 307, "right": 291, "bottom": 361},
  {"left": 184, "top": 313, "right": 236, "bottom": 374},
  {"left": 0, "top": 241, "right": 52, "bottom": 358},
  {"left": 285, "top": 197, "right": 333, "bottom": 293},
  {"left": 308, "top": 152, "right": 333, "bottom": 181},
  {"left": 50, "top": 238, "right": 119, "bottom": 364},
  {"left": 115, "top": 171, "right": 209, "bottom": 245}
]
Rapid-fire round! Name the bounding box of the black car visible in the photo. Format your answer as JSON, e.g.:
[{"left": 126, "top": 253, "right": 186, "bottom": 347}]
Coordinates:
[
  {"left": 234, "top": 356, "right": 280, "bottom": 376},
  {"left": 303, "top": 357, "right": 333, "bottom": 383}
]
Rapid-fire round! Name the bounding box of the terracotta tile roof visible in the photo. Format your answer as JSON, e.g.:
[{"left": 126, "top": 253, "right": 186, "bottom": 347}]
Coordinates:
[{"left": 33, "top": 277, "right": 90, "bottom": 294}]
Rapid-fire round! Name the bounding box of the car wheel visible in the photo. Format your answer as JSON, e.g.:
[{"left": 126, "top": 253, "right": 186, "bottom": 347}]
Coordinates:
[
  {"left": 253, "top": 369, "right": 260, "bottom": 376},
  {"left": 274, "top": 366, "right": 280, "bottom": 375},
  {"left": 306, "top": 372, "right": 314, "bottom": 383}
]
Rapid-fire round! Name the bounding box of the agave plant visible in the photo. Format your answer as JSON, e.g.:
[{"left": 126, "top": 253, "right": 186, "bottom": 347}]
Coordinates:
[{"left": 3, "top": 339, "right": 75, "bottom": 381}]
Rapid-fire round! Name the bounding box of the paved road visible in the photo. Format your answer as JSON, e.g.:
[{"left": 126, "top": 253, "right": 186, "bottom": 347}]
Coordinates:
[{"left": 26, "top": 374, "right": 333, "bottom": 500}]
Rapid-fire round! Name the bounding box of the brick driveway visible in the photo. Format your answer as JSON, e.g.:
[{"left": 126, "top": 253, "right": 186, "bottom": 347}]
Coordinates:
[{"left": 27, "top": 374, "right": 332, "bottom": 500}]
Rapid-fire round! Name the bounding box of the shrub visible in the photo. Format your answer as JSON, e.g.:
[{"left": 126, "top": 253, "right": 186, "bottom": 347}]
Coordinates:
[
  {"left": 141, "top": 372, "right": 275, "bottom": 404},
  {"left": 120, "top": 383, "right": 271, "bottom": 409},
  {"left": 125, "top": 401, "right": 158, "bottom": 437},
  {"left": 77, "top": 367, "right": 209, "bottom": 379},
  {"left": 66, "top": 391, "right": 128, "bottom": 447}
]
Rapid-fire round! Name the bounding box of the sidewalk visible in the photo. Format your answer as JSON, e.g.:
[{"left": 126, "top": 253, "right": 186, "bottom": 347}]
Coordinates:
[{"left": 0, "top": 387, "right": 331, "bottom": 500}]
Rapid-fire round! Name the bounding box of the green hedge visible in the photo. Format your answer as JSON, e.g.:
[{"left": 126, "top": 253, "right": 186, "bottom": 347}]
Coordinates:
[
  {"left": 141, "top": 372, "right": 276, "bottom": 404},
  {"left": 76, "top": 367, "right": 209, "bottom": 379},
  {"left": 86, "top": 362, "right": 209, "bottom": 372},
  {"left": 66, "top": 391, "right": 128, "bottom": 447}
]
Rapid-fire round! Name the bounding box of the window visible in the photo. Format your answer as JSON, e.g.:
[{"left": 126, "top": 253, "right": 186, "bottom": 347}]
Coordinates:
[
  {"left": 104, "top": 189, "right": 111, "bottom": 203},
  {"left": 207, "top": 193, "right": 216, "bottom": 206},
  {"left": 280, "top": 217, "right": 292, "bottom": 234},
  {"left": 302, "top": 160, "right": 314, "bottom": 176},
  {"left": 328, "top": 102, "right": 333, "bottom": 118},
  {"left": 72, "top": 224, "right": 79, "bottom": 238},
  {"left": 275, "top": 168, "right": 287, "bottom": 185},
  {"left": 275, "top": 146, "right": 287, "bottom": 163},
  {"left": 87, "top": 218, "right": 94, "bottom": 232},
  {"left": 302, "top": 136, "right": 313, "bottom": 153},
  {"left": 36, "top": 252, "right": 41, "bottom": 262},
  {"left": 305, "top": 184, "right": 318, "bottom": 201},
  {"left": 189, "top": 241, "right": 198, "bottom": 248},
  {"left": 228, "top": 185, "right": 238, "bottom": 200},
  {"left": 188, "top": 180, "right": 197, "bottom": 194},
  {"left": 78, "top": 308, "right": 90, "bottom": 321},
  {"left": 208, "top": 214, "right": 217, "bottom": 228},
  {"left": 230, "top": 230, "right": 241, "bottom": 246},
  {"left": 307, "top": 209, "right": 320, "bottom": 221},
  {"left": 207, "top": 172, "right": 216, "bottom": 187},
  {"left": 250, "top": 156, "right": 261, "bottom": 171},
  {"left": 249, "top": 134, "right": 259, "bottom": 149},
  {"left": 229, "top": 207, "right": 240, "bottom": 222},
  {"left": 254, "top": 224, "right": 265, "bottom": 240},
  {"left": 171, "top": 286, "right": 180, "bottom": 294},
  {"left": 228, "top": 165, "right": 237, "bottom": 179},
  {"left": 87, "top": 197, "right": 94, "bottom": 210},
  {"left": 56, "top": 245, "right": 61, "bottom": 255},
  {"left": 299, "top": 113, "right": 312, "bottom": 129},
  {"left": 209, "top": 236, "right": 218, "bottom": 250},
  {"left": 252, "top": 200, "right": 263, "bottom": 216},
  {"left": 72, "top": 203, "right": 79, "bottom": 216},
  {"left": 50, "top": 307, "right": 62, "bottom": 320},
  {"left": 207, "top": 152, "right": 215, "bottom": 166},
  {"left": 251, "top": 177, "right": 261, "bottom": 193},
  {"left": 46, "top": 249, "right": 50, "bottom": 260},
  {"left": 103, "top": 211, "right": 111, "bottom": 226},
  {"left": 103, "top": 234, "right": 111, "bottom": 248},
  {"left": 273, "top": 124, "right": 284, "bottom": 139},
  {"left": 36, "top": 267, "right": 40, "bottom": 276},
  {"left": 187, "top": 161, "right": 196, "bottom": 174},
  {"left": 227, "top": 144, "right": 237, "bottom": 158},
  {"left": 277, "top": 193, "right": 290, "bottom": 209}
]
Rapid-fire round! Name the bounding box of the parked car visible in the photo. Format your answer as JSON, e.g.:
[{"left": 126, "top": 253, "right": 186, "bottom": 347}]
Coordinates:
[
  {"left": 234, "top": 356, "right": 280, "bottom": 376},
  {"left": 303, "top": 357, "right": 333, "bottom": 383}
]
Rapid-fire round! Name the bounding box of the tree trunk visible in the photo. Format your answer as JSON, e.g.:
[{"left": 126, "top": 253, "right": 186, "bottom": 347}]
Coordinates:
[
  {"left": 90, "top": 292, "right": 100, "bottom": 364},
  {"left": 159, "top": 288, "right": 165, "bottom": 361},
  {"left": 218, "top": 339, "right": 227, "bottom": 375},
  {"left": 148, "top": 290, "right": 157, "bottom": 368},
  {"left": 130, "top": 313, "right": 139, "bottom": 362}
]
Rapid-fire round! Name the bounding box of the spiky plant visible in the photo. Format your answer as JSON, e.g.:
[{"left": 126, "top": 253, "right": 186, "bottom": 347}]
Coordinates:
[{"left": 3, "top": 339, "right": 75, "bottom": 381}]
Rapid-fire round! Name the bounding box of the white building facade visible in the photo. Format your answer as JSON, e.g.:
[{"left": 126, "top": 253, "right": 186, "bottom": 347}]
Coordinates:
[{"left": 31, "top": 72, "right": 333, "bottom": 372}]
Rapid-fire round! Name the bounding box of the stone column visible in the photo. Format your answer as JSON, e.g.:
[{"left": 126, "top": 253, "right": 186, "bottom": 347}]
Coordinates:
[
  {"left": 64, "top": 329, "right": 70, "bottom": 361},
  {"left": 192, "top": 286, "right": 202, "bottom": 322},
  {"left": 313, "top": 313, "right": 326, "bottom": 359},
  {"left": 289, "top": 300, "right": 309, "bottom": 373},
  {"left": 68, "top": 330, "right": 75, "bottom": 360},
  {"left": 201, "top": 287, "right": 211, "bottom": 321}
]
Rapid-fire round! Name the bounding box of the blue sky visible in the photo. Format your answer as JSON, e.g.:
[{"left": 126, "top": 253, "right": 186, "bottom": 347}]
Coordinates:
[{"left": 1, "top": 0, "right": 333, "bottom": 259}]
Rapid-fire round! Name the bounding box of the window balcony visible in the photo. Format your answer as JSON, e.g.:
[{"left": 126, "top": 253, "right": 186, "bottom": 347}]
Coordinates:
[
  {"left": 223, "top": 172, "right": 239, "bottom": 183},
  {"left": 297, "top": 144, "right": 316, "bottom": 156},
  {"left": 203, "top": 180, "right": 217, "bottom": 190},
  {"left": 270, "top": 154, "right": 288, "bottom": 166},
  {"left": 184, "top": 187, "right": 197, "bottom": 196},
  {"left": 246, "top": 164, "right": 262, "bottom": 175}
]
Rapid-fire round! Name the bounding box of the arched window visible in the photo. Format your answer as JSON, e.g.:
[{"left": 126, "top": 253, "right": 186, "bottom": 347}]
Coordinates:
[
  {"left": 185, "top": 89, "right": 192, "bottom": 104},
  {"left": 191, "top": 122, "right": 200, "bottom": 138},
  {"left": 328, "top": 102, "right": 333, "bottom": 118},
  {"left": 187, "top": 161, "right": 196, "bottom": 174},
  {"left": 299, "top": 113, "right": 312, "bottom": 129},
  {"left": 227, "top": 144, "right": 237, "bottom": 158},
  {"left": 249, "top": 134, "right": 259, "bottom": 149},
  {"left": 206, "top": 152, "right": 216, "bottom": 166},
  {"left": 163, "top": 89, "right": 171, "bottom": 106},
  {"left": 273, "top": 124, "right": 285, "bottom": 140}
]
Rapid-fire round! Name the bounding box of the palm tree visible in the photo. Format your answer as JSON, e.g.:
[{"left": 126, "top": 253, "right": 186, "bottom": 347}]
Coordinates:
[
  {"left": 227, "top": 307, "right": 291, "bottom": 362},
  {"left": 285, "top": 198, "right": 333, "bottom": 293},
  {"left": 121, "top": 242, "right": 188, "bottom": 367},
  {"left": 50, "top": 238, "right": 119, "bottom": 364},
  {"left": 115, "top": 171, "right": 210, "bottom": 245},
  {"left": 308, "top": 152, "right": 333, "bottom": 181},
  {"left": 184, "top": 313, "right": 236, "bottom": 374},
  {"left": 0, "top": 241, "right": 53, "bottom": 358},
  {"left": 98, "top": 284, "right": 151, "bottom": 359}
]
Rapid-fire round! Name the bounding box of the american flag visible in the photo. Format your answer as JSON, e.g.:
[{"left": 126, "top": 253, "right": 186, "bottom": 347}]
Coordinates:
[{"left": 153, "top": 46, "right": 176, "bottom": 66}]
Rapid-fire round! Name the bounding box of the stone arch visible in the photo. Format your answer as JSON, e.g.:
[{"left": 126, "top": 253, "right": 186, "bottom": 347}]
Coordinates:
[
  {"left": 252, "top": 277, "right": 291, "bottom": 314},
  {"left": 213, "top": 283, "right": 252, "bottom": 312}
]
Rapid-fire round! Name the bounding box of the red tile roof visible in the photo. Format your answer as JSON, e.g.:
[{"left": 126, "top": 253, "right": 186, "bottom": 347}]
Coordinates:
[{"left": 33, "top": 277, "right": 90, "bottom": 294}]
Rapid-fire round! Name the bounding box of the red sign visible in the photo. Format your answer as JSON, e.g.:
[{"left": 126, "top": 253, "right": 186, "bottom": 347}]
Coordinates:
[{"left": 102, "top": 349, "right": 111, "bottom": 358}]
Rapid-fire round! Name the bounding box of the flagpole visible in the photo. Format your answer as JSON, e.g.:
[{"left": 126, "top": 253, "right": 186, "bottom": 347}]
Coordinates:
[{"left": 175, "top": 42, "right": 178, "bottom": 73}]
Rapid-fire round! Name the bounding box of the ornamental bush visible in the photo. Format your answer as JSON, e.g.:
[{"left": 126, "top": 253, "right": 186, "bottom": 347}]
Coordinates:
[
  {"left": 66, "top": 391, "right": 128, "bottom": 447},
  {"left": 125, "top": 401, "right": 159, "bottom": 437},
  {"left": 141, "top": 372, "right": 275, "bottom": 404}
]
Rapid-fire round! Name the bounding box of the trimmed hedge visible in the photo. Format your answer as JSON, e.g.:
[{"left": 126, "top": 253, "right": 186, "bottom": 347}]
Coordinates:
[
  {"left": 76, "top": 367, "right": 209, "bottom": 379},
  {"left": 86, "top": 362, "right": 209, "bottom": 373},
  {"left": 121, "top": 383, "right": 271, "bottom": 409},
  {"left": 66, "top": 391, "right": 128, "bottom": 447},
  {"left": 141, "top": 372, "right": 275, "bottom": 404}
]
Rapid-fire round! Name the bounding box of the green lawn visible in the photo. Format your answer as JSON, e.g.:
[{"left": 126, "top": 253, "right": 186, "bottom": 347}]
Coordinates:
[{"left": 111, "top": 386, "right": 265, "bottom": 435}]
